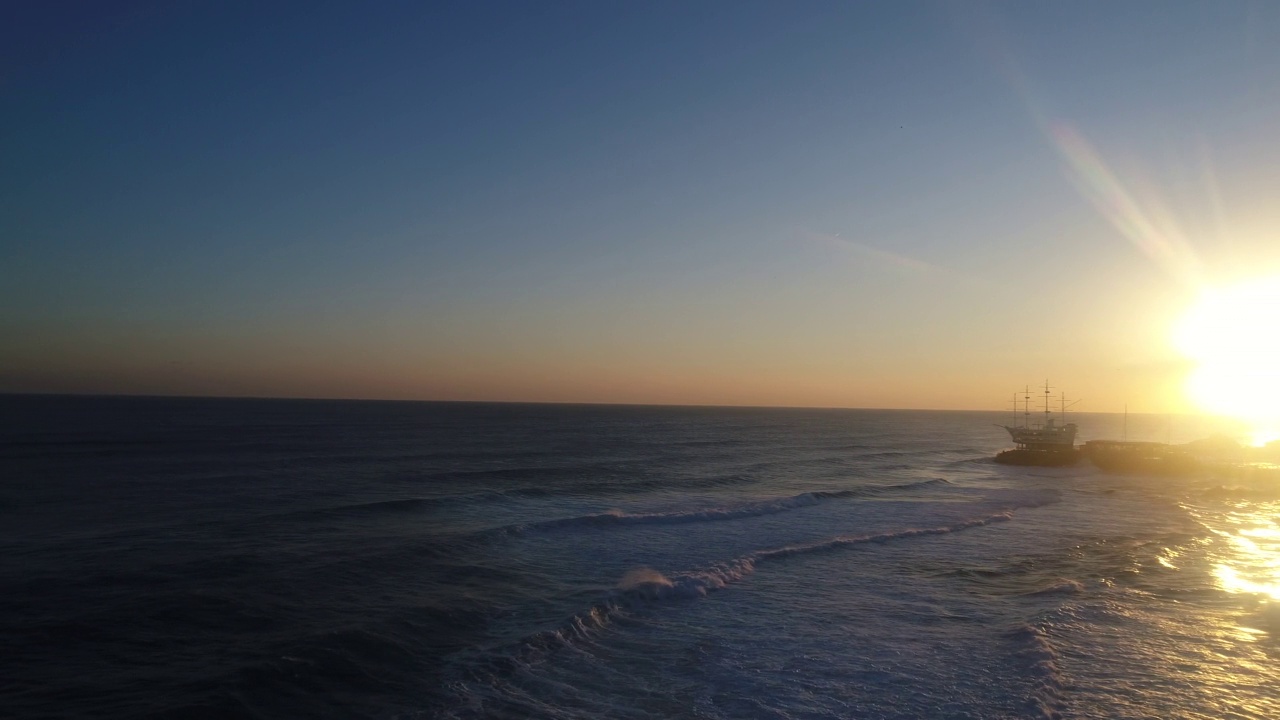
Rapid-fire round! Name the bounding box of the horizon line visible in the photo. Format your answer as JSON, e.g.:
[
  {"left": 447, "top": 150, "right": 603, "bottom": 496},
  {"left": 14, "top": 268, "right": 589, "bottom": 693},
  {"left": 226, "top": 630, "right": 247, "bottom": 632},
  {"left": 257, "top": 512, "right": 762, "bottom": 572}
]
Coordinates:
[{"left": 0, "top": 390, "right": 1207, "bottom": 416}]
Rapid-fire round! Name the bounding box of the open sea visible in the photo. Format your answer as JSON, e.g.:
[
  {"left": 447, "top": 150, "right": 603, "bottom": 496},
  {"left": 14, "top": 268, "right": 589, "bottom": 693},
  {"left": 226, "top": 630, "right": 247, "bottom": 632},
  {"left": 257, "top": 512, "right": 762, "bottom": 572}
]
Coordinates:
[{"left": 2, "top": 395, "right": 1279, "bottom": 719}]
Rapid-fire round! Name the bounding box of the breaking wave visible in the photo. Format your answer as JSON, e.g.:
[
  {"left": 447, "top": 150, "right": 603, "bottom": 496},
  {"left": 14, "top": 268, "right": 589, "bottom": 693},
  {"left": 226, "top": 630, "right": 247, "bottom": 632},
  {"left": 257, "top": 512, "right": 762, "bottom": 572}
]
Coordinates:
[
  {"left": 499, "top": 478, "right": 956, "bottom": 534},
  {"left": 449, "top": 495, "right": 1061, "bottom": 696},
  {"left": 498, "top": 472, "right": 761, "bottom": 498},
  {"left": 1011, "top": 623, "right": 1067, "bottom": 719},
  {"left": 280, "top": 473, "right": 969, "bottom": 525}
]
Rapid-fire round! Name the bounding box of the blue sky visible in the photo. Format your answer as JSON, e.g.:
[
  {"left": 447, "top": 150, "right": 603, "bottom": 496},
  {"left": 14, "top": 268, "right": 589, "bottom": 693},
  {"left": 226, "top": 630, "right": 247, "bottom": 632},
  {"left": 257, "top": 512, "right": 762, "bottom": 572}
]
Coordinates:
[{"left": 4, "top": 1, "right": 1280, "bottom": 408}]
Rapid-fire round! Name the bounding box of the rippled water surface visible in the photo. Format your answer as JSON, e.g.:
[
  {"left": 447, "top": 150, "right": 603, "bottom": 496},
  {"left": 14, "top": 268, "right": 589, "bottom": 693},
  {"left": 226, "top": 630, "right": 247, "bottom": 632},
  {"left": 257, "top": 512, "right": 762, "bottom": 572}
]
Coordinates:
[{"left": 2, "top": 396, "right": 1278, "bottom": 718}]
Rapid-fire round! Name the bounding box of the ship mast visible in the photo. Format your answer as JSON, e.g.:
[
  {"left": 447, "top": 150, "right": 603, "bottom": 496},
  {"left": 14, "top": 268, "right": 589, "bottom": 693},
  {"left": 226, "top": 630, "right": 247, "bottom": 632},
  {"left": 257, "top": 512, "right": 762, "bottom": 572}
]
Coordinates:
[{"left": 1058, "top": 391, "right": 1079, "bottom": 424}]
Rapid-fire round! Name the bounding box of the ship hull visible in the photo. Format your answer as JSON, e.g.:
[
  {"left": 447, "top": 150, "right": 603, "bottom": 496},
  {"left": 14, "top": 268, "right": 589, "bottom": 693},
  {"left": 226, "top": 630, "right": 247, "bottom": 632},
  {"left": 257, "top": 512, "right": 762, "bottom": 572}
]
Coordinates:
[
  {"left": 994, "top": 448, "right": 1081, "bottom": 467},
  {"left": 1082, "top": 441, "right": 1201, "bottom": 476}
]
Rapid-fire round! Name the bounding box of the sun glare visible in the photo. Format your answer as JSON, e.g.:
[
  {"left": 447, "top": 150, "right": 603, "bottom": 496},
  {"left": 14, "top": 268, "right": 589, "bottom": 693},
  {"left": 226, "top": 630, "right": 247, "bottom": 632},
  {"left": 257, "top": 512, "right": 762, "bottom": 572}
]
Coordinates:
[{"left": 1175, "top": 276, "right": 1280, "bottom": 435}]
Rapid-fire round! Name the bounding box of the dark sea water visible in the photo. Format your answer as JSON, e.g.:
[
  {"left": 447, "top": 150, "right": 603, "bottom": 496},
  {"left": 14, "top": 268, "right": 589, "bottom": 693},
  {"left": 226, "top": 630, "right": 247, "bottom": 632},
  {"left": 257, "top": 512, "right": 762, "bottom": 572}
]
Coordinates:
[{"left": 3, "top": 395, "right": 1279, "bottom": 719}]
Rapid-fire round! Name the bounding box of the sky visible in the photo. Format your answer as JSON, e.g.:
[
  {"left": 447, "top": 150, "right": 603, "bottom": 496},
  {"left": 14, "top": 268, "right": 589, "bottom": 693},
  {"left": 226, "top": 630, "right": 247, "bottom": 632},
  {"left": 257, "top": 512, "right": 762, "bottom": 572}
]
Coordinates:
[{"left": 3, "top": 1, "right": 1280, "bottom": 411}]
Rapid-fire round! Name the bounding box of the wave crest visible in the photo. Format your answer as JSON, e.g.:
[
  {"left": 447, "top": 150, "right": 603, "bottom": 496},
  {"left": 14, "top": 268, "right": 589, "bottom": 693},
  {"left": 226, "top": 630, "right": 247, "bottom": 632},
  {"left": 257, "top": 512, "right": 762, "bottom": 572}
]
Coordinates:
[
  {"left": 502, "top": 477, "right": 957, "bottom": 535},
  {"left": 463, "top": 504, "right": 1043, "bottom": 681}
]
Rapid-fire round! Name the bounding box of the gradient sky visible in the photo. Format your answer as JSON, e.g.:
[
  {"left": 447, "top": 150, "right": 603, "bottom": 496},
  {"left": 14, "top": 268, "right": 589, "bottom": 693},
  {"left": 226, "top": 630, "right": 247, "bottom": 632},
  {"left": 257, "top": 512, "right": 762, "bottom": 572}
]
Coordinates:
[{"left": 4, "top": 1, "right": 1280, "bottom": 410}]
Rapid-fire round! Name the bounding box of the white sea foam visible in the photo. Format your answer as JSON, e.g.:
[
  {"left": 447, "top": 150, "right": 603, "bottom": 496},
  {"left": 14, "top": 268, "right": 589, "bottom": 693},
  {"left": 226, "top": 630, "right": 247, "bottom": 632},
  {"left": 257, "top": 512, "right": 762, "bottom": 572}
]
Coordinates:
[
  {"left": 477, "top": 503, "right": 1044, "bottom": 667},
  {"left": 1011, "top": 623, "right": 1067, "bottom": 719},
  {"left": 440, "top": 487, "right": 1074, "bottom": 720},
  {"left": 1027, "top": 579, "right": 1086, "bottom": 596}
]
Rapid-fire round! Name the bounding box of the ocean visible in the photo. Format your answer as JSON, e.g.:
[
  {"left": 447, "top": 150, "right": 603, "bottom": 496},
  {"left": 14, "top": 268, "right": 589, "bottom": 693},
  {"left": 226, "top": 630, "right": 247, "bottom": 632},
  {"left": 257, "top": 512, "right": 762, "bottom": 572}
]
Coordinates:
[{"left": 2, "top": 395, "right": 1278, "bottom": 719}]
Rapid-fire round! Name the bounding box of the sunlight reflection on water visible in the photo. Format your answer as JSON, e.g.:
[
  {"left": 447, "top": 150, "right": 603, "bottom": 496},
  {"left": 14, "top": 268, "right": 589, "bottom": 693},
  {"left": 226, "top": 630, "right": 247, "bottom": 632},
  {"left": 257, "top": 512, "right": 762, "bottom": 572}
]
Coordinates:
[{"left": 1209, "top": 504, "right": 1280, "bottom": 604}]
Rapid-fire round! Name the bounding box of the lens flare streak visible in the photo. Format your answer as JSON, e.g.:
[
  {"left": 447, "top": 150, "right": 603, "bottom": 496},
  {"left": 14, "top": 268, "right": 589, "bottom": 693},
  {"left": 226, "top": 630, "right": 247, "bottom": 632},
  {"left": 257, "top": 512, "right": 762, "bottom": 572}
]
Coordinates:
[{"left": 1048, "top": 123, "right": 1203, "bottom": 288}]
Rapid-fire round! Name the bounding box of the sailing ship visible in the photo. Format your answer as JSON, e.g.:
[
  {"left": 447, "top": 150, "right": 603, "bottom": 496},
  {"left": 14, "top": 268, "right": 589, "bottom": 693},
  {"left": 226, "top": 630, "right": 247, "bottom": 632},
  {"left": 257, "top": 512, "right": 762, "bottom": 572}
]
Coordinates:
[{"left": 994, "top": 381, "right": 1080, "bottom": 466}]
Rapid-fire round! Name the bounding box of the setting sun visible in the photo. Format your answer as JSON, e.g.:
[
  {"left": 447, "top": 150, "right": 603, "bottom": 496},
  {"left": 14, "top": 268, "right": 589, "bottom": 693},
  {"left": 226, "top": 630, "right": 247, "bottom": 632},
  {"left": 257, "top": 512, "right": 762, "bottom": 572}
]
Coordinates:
[{"left": 1176, "top": 275, "right": 1280, "bottom": 437}]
